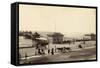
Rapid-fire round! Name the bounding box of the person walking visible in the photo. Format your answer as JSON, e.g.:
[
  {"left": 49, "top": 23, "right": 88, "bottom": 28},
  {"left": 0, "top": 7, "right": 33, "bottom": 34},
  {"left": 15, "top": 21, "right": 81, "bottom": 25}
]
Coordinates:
[
  {"left": 48, "top": 49, "right": 50, "bottom": 55},
  {"left": 25, "top": 53, "right": 28, "bottom": 60},
  {"left": 51, "top": 48, "right": 54, "bottom": 55}
]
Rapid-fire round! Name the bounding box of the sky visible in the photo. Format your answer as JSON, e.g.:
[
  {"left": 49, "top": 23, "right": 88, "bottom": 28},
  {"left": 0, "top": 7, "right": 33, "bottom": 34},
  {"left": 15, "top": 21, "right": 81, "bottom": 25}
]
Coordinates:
[{"left": 19, "top": 4, "right": 96, "bottom": 36}]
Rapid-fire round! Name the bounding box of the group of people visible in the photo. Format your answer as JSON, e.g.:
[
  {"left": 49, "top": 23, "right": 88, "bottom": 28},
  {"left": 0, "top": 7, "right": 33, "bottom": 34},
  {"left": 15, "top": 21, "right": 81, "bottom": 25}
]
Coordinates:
[
  {"left": 48, "top": 48, "right": 55, "bottom": 55},
  {"left": 37, "top": 48, "right": 55, "bottom": 55}
]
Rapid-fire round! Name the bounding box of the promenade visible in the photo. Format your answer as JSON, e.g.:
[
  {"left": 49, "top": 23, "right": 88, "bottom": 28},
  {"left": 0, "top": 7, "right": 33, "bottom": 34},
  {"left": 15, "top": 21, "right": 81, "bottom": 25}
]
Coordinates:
[{"left": 20, "top": 46, "right": 96, "bottom": 64}]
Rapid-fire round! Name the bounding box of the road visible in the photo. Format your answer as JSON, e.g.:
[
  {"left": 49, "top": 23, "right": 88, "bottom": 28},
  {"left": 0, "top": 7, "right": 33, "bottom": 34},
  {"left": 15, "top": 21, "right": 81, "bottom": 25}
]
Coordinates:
[{"left": 20, "top": 47, "right": 96, "bottom": 64}]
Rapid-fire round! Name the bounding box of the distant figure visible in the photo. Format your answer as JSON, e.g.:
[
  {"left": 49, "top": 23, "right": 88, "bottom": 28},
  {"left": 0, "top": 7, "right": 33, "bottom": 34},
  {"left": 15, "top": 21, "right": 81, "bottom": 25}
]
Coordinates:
[
  {"left": 38, "top": 49, "right": 41, "bottom": 54},
  {"left": 48, "top": 49, "right": 50, "bottom": 54},
  {"left": 41, "top": 49, "right": 45, "bottom": 54},
  {"left": 78, "top": 45, "right": 83, "bottom": 49},
  {"left": 51, "top": 48, "right": 54, "bottom": 55},
  {"left": 25, "top": 53, "right": 28, "bottom": 60},
  {"left": 55, "top": 46, "right": 57, "bottom": 52}
]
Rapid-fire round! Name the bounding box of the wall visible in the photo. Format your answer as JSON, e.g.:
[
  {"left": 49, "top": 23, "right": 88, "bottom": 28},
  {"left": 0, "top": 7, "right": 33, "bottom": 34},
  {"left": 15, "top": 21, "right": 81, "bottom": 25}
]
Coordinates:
[{"left": 0, "top": 0, "right": 99, "bottom": 68}]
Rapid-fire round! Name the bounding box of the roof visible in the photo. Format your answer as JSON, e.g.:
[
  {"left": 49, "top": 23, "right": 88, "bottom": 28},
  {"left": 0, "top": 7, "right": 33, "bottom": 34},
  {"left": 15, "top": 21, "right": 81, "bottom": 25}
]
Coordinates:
[{"left": 52, "top": 32, "right": 64, "bottom": 36}]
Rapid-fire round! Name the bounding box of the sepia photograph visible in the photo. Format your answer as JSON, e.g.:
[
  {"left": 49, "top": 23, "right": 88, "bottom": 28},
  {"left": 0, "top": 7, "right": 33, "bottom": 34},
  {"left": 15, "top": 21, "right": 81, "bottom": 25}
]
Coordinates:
[{"left": 18, "top": 3, "right": 97, "bottom": 64}]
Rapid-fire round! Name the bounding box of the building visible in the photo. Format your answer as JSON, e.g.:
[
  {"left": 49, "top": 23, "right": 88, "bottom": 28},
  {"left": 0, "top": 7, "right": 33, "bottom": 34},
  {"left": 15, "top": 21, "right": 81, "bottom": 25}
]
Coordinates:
[
  {"left": 85, "top": 33, "right": 96, "bottom": 41},
  {"left": 48, "top": 32, "right": 64, "bottom": 44}
]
